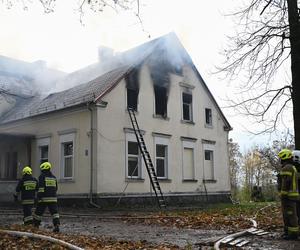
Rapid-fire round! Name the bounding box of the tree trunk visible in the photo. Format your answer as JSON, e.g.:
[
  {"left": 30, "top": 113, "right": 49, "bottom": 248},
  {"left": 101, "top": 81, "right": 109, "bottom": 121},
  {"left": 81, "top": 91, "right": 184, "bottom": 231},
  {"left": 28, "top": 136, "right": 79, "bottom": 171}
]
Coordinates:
[{"left": 287, "top": 0, "right": 300, "bottom": 148}]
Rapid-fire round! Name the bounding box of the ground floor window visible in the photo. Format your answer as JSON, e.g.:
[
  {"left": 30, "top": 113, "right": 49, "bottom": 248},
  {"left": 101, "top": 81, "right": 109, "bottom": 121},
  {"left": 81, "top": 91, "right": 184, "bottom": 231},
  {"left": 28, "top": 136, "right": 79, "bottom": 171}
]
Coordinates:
[
  {"left": 0, "top": 152, "right": 17, "bottom": 180},
  {"left": 204, "top": 150, "right": 214, "bottom": 180},
  {"left": 127, "top": 141, "right": 141, "bottom": 178},
  {"left": 59, "top": 132, "right": 75, "bottom": 180}
]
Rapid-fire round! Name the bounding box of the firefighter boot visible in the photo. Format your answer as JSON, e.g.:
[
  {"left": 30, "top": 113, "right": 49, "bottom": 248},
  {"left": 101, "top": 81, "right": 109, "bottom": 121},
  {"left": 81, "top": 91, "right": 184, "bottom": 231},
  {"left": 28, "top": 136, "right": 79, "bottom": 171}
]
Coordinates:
[{"left": 53, "top": 224, "right": 60, "bottom": 233}]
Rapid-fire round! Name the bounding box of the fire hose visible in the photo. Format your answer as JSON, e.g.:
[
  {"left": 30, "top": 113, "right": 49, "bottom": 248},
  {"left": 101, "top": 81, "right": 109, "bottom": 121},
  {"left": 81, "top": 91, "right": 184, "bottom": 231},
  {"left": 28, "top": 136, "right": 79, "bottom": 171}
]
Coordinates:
[{"left": 0, "top": 229, "right": 84, "bottom": 250}]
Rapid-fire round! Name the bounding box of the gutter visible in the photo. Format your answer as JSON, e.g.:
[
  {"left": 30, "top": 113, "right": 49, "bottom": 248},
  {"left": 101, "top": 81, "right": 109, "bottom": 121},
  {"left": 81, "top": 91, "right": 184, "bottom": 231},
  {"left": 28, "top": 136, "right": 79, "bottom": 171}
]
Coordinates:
[{"left": 87, "top": 101, "right": 107, "bottom": 208}]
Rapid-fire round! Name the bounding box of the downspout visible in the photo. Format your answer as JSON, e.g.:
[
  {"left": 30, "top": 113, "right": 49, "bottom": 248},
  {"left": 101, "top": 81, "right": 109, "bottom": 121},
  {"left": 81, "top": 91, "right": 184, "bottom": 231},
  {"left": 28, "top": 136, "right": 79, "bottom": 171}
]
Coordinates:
[
  {"left": 87, "top": 102, "right": 101, "bottom": 208},
  {"left": 87, "top": 101, "right": 108, "bottom": 208}
]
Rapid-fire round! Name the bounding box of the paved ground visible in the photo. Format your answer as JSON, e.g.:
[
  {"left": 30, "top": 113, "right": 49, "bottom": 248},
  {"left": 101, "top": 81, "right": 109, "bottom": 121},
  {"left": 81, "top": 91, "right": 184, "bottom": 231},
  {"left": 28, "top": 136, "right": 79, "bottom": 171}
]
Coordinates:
[{"left": 1, "top": 208, "right": 300, "bottom": 249}]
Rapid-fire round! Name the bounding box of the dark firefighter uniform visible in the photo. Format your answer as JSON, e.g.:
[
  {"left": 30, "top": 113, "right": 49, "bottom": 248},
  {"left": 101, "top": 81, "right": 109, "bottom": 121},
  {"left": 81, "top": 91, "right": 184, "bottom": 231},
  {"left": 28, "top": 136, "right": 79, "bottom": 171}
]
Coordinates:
[
  {"left": 14, "top": 166, "right": 38, "bottom": 225},
  {"left": 278, "top": 149, "right": 299, "bottom": 240},
  {"left": 33, "top": 162, "right": 60, "bottom": 232},
  {"left": 292, "top": 150, "right": 300, "bottom": 227}
]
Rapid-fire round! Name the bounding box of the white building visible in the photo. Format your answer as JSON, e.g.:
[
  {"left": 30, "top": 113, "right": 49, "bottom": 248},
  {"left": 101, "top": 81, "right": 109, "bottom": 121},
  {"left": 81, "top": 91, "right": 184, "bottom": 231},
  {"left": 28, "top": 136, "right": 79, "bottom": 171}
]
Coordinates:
[{"left": 0, "top": 33, "right": 232, "bottom": 207}]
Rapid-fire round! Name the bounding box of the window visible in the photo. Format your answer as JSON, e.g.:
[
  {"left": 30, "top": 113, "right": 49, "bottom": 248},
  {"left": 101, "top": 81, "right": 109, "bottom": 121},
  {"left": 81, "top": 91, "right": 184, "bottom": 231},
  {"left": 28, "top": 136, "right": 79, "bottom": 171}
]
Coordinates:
[
  {"left": 62, "top": 142, "right": 73, "bottom": 178},
  {"left": 127, "top": 141, "right": 141, "bottom": 178},
  {"left": 156, "top": 144, "right": 168, "bottom": 178},
  {"left": 0, "top": 152, "right": 17, "bottom": 180},
  {"left": 59, "top": 131, "right": 75, "bottom": 180},
  {"left": 39, "top": 145, "right": 49, "bottom": 164},
  {"left": 181, "top": 138, "right": 196, "bottom": 180},
  {"left": 127, "top": 88, "right": 138, "bottom": 111},
  {"left": 37, "top": 136, "right": 50, "bottom": 167},
  {"left": 204, "top": 150, "right": 214, "bottom": 180},
  {"left": 154, "top": 85, "right": 168, "bottom": 117},
  {"left": 205, "top": 108, "right": 212, "bottom": 126},
  {"left": 183, "top": 148, "right": 194, "bottom": 180},
  {"left": 182, "top": 92, "right": 193, "bottom": 121}
]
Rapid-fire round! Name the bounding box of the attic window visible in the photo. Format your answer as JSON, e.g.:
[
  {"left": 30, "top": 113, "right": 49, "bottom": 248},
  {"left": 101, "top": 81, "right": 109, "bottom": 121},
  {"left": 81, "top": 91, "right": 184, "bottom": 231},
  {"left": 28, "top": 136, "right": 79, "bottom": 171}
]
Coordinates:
[
  {"left": 154, "top": 85, "right": 167, "bottom": 117},
  {"left": 127, "top": 88, "right": 138, "bottom": 111},
  {"left": 182, "top": 92, "right": 193, "bottom": 121}
]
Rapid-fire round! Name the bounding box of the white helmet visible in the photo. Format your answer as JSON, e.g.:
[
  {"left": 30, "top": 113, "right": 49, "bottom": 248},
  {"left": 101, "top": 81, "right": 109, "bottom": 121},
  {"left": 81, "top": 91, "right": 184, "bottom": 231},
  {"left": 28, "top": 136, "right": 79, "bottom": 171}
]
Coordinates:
[{"left": 292, "top": 150, "right": 300, "bottom": 164}]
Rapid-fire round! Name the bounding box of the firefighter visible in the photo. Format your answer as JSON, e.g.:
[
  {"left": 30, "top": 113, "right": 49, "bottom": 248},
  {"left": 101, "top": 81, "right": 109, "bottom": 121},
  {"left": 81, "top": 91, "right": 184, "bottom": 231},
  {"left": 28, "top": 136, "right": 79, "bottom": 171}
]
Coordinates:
[
  {"left": 278, "top": 148, "right": 299, "bottom": 240},
  {"left": 13, "top": 166, "right": 38, "bottom": 225},
  {"left": 33, "top": 161, "right": 60, "bottom": 232},
  {"left": 292, "top": 150, "right": 300, "bottom": 227}
]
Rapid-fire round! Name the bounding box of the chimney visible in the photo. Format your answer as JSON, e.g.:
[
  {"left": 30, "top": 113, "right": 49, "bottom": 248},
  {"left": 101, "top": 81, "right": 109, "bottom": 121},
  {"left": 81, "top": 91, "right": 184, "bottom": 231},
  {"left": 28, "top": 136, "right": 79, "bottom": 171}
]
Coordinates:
[{"left": 98, "top": 46, "right": 114, "bottom": 62}]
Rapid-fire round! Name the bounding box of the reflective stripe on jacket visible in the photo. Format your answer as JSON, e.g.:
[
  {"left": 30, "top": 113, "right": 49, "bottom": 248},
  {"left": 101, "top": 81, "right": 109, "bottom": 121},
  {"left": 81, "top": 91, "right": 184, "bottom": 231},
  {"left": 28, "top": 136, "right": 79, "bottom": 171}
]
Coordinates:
[{"left": 279, "top": 163, "right": 299, "bottom": 199}]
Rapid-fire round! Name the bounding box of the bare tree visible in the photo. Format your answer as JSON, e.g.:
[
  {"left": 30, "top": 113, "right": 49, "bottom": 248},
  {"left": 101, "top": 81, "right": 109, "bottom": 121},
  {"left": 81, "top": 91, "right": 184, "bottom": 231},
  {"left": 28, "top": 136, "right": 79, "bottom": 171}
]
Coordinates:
[
  {"left": 258, "top": 130, "right": 294, "bottom": 172},
  {"left": 219, "top": 0, "right": 300, "bottom": 148},
  {"left": 1, "top": 0, "right": 144, "bottom": 26},
  {"left": 228, "top": 139, "right": 242, "bottom": 199}
]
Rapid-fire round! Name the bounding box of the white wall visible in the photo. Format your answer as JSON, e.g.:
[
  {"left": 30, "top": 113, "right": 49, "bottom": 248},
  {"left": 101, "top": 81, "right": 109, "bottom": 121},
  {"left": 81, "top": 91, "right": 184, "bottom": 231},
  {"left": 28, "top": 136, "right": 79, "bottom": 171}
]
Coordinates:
[
  {"left": 96, "top": 62, "right": 230, "bottom": 195},
  {"left": 0, "top": 107, "right": 91, "bottom": 195}
]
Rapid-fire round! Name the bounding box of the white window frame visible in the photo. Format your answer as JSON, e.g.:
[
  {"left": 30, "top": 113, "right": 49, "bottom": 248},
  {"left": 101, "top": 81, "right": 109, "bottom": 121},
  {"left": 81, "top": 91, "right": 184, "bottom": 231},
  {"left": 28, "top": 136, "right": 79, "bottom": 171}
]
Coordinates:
[
  {"left": 36, "top": 137, "right": 50, "bottom": 167},
  {"left": 125, "top": 132, "right": 142, "bottom": 179},
  {"left": 202, "top": 142, "right": 215, "bottom": 181},
  {"left": 181, "top": 138, "right": 196, "bottom": 180},
  {"left": 182, "top": 92, "right": 193, "bottom": 121},
  {"left": 59, "top": 133, "right": 75, "bottom": 180},
  {"left": 153, "top": 135, "right": 170, "bottom": 179},
  {"left": 205, "top": 108, "right": 213, "bottom": 127}
]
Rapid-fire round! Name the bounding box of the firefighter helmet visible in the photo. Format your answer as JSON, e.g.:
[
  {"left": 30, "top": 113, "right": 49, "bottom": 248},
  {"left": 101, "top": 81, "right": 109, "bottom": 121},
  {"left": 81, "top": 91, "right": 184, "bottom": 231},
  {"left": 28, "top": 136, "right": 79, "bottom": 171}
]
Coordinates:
[
  {"left": 40, "top": 161, "right": 52, "bottom": 170},
  {"left": 293, "top": 150, "right": 300, "bottom": 164},
  {"left": 278, "top": 149, "right": 293, "bottom": 160},
  {"left": 22, "top": 166, "right": 32, "bottom": 175}
]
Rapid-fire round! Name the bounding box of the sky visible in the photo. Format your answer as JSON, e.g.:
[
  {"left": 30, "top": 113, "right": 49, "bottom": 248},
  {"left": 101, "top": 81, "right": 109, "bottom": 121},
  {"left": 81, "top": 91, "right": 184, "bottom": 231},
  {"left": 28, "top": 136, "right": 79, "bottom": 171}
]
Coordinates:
[{"left": 0, "top": 0, "right": 289, "bottom": 152}]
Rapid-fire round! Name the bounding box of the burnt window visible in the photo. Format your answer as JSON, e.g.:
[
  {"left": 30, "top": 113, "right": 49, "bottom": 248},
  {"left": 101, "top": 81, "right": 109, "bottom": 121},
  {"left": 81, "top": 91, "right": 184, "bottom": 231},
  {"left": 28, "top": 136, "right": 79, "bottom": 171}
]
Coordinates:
[
  {"left": 127, "top": 88, "right": 138, "bottom": 111},
  {"left": 182, "top": 92, "right": 193, "bottom": 121},
  {"left": 154, "top": 85, "right": 167, "bottom": 116}
]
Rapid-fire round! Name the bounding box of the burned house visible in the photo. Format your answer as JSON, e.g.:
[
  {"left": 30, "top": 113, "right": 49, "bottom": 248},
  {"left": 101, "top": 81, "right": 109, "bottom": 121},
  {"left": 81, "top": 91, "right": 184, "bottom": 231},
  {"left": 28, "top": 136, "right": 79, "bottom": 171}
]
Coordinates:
[{"left": 0, "top": 33, "right": 232, "bottom": 207}]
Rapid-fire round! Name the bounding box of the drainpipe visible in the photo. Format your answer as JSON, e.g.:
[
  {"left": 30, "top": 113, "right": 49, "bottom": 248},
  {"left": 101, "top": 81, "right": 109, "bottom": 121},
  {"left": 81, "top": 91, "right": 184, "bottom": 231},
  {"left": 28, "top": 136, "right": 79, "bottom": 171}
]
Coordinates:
[
  {"left": 87, "top": 101, "right": 107, "bottom": 208},
  {"left": 87, "top": 102, "right": 101, "bottom": 208}
]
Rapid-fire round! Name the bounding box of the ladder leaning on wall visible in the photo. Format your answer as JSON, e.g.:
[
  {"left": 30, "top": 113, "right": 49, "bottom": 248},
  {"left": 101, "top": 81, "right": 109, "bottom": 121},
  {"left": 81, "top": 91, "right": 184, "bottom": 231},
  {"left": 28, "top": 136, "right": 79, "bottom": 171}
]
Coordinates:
[{"left": 127, "top": 107, "right": 166, "bottom": 209}]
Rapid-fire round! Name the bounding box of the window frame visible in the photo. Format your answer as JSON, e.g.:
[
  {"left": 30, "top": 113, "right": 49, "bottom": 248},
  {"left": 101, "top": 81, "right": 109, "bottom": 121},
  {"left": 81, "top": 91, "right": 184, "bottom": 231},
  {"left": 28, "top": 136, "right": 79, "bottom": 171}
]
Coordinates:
[
  {"left": 205, "top": 108, "right": 212, "bottom": 127},
  {"left": 153, "top": 134, "right": 170, "bottom": 179},
  {"left": 36, "top": 136, "right": 50, "bottom": 167},
  {"left": 181, "top": 138, "right": 197, "bottom": 181},
  {"left": 59, "top": 132, "right": 75, "bottom": 180},
  {"left": 202, "top": 141, "right": 215, "bottom": 181},
  {"left": 125, "top": 132, "right": 142, "bottom": 179},
  {"left": 181, "top": 90, "right": 193, "bottom": 122}
]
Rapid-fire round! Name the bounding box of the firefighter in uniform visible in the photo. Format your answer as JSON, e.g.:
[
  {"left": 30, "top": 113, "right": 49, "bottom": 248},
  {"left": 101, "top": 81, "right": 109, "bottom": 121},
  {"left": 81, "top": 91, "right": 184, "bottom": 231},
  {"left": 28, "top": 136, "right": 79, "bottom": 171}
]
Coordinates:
[
  {"left": 33, "top": 162, "right": 60, "bottom": 232},
  {"left": 278, "top": 149, "right": 299, "bottom": 240},
  {"left": 13, "top": 166, "right": 38, "bottom": 225},
  {"left": 292, "top": 150, "right": 300, "bottom": 227}
]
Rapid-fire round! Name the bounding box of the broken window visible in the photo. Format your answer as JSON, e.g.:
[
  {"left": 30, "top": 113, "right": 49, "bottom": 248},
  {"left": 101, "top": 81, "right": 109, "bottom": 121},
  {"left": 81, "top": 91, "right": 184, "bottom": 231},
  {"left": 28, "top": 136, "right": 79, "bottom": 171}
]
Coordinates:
[
  {"left": 127, "top": 88, "right": 138, "bottom": 111},
  {"left": 182, "top": 92, "right": 193, "bottom": 121},
  {"left": 154, "top": 85, "right": 167, "bottom": 116},
  {"left": 126, "top": 68, "right": 140, "bottom": 111}
]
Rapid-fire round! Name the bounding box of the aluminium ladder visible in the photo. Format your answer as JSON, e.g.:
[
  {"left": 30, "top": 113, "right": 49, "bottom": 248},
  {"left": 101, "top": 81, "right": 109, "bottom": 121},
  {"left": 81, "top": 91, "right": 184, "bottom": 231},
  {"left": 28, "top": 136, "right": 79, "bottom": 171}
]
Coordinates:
[{"left": 127, "top": 107, "right": 166, "bottom": 209}]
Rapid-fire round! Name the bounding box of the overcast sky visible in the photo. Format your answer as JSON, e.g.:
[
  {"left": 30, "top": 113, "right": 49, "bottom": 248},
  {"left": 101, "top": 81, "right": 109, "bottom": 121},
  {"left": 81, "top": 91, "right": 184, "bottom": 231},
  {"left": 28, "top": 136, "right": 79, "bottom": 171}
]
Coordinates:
[{"left": 0, "top": 0, "right": 286, "bottom": 152}]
